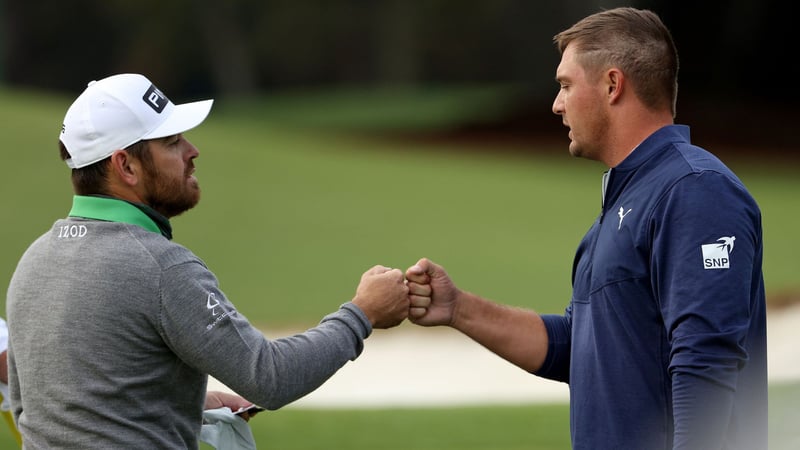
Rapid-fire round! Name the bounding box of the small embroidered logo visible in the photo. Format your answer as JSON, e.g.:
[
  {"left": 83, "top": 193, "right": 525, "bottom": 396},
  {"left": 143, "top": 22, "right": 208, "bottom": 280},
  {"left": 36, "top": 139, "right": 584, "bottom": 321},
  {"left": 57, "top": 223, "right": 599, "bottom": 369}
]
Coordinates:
[
  {"left": 204, "top": 292, "right": 236, "bottom": 331},
  {"left": 206, "top": 292, "right": 221, "bottom": 316},
  {"left": 617, "top": 207, "right": 632, "bottom": 230}
]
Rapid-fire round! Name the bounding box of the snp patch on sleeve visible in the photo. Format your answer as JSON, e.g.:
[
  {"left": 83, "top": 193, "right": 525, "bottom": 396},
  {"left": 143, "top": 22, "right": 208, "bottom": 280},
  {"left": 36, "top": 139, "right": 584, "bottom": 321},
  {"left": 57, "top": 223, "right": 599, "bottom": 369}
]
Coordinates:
[{"left": 701, "top": 236, "right": 735, "bottom": 270}]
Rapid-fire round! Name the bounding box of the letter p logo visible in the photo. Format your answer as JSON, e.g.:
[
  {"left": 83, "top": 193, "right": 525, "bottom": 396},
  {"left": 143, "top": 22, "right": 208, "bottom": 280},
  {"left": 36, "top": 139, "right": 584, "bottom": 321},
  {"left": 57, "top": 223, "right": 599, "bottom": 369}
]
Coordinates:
[{"left": 142, "top": 84, "right": 168, "bottom": 113}]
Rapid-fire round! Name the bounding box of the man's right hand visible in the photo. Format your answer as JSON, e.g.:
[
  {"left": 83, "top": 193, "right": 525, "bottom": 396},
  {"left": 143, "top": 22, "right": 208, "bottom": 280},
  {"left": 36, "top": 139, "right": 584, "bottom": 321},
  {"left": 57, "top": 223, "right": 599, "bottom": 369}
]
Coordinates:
[
  {"left": 405, "top": 258, "right": 549, "bottom": 372},
  {"left": 405, "top": 258, "right": 460, "bottom": 327},
  {"left": 352, "top": 265, "right": 409, "bottom": 329}
]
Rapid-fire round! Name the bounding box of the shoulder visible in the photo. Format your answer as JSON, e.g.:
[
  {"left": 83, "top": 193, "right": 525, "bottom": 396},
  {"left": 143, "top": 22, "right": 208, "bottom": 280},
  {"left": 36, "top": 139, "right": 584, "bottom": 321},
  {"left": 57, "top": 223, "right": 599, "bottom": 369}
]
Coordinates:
[
  {"left": 665, "top": 144, "right": 755, "bottom": 209},
  {"left": 125, "top": 225, "right": 206, "bottom": 271},
  {"left": 637, "top": 131, "right": 748, "bottom": 202}
]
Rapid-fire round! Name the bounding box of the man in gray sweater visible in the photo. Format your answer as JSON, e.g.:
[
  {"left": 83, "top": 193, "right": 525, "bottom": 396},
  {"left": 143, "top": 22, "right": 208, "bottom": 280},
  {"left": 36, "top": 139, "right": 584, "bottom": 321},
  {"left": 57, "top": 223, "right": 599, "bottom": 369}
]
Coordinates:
[{"left": 6, "top": 73, "right": 411, "bottom": 449}]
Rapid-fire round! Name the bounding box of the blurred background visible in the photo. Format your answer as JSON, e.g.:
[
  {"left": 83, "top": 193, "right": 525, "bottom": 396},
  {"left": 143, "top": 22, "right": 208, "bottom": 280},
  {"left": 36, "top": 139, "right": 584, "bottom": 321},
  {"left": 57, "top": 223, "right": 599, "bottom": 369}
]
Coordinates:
[
  {"left": 1, "top": 0, "right": 797, "bottom": 151},
  {"left": 1, "top": 0, "right": 799, "bottom": 448}
]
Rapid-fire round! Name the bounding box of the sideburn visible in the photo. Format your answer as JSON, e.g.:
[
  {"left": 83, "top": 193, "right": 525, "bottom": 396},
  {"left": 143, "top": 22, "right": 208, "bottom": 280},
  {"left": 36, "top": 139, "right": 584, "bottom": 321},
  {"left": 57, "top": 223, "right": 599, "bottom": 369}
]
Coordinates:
[{"left": 125, "top": 140, "right": 157, "bottom": 175}]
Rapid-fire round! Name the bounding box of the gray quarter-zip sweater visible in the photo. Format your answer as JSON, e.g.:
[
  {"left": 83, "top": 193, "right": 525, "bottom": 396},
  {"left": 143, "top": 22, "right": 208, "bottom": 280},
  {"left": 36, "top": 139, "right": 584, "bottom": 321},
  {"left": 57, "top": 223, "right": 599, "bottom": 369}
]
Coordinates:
[{"left": 7, "top": 195, "right": 372, "bottom": 449}]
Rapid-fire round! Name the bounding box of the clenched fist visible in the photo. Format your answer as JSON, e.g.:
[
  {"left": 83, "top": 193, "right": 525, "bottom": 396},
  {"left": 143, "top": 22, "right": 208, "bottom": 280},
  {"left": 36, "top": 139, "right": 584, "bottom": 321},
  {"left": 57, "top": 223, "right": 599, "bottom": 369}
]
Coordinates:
[{"left": 351, "top": 265, "right": 409, "bottom": 329}]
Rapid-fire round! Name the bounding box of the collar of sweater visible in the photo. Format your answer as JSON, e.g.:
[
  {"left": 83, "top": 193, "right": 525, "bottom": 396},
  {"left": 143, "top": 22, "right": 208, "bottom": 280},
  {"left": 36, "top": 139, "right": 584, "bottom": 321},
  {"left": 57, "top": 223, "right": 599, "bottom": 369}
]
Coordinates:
[{"left": 68, "top": 195, "right": 173, "bottom": 240}]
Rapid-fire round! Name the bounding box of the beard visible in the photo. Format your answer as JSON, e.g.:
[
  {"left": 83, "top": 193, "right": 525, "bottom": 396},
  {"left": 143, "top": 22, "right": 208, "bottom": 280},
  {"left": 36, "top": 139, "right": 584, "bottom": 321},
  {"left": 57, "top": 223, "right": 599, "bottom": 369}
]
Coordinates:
[{"left": 142, "top": 165, "right": 201, "bottom": 218}]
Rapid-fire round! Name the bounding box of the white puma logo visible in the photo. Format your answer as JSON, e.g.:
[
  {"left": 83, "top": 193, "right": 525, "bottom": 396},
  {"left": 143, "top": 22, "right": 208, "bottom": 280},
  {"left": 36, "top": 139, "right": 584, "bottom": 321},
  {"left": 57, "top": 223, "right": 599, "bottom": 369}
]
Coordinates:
[{"left": 618, "top": 207, "right": 632, "bottom": 230}]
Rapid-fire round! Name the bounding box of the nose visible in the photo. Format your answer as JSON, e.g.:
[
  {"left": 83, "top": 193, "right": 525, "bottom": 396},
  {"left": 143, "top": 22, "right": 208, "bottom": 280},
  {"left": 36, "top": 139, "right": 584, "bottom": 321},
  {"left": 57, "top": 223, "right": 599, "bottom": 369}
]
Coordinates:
[
  {"left": 552, "top": 91, "right": 564, "bottom": 116},
  {"left": 184, "top": 139, "right": 199, "bottom": 160}
]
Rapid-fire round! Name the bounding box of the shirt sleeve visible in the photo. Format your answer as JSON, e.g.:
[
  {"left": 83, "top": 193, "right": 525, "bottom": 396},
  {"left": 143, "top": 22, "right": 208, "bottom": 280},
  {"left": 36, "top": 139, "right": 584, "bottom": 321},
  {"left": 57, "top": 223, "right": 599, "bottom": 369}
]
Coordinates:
[
  {"left": 156, "top": 260, "right": 372, "bottom": 410},
  {"left": 650, "top": 170, "right": 761, "bottom": 449},
  {"left": 534, "top": 305, "right": 572, "bottom": 382}
]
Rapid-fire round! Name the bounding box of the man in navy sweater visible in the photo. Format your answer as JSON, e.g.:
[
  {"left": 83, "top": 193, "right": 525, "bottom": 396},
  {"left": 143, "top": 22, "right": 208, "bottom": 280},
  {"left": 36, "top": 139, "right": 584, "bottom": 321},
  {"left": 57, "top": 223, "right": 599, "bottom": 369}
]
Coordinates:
[{"left": 406, "top": 7, "right": 767, "bottom": 449}]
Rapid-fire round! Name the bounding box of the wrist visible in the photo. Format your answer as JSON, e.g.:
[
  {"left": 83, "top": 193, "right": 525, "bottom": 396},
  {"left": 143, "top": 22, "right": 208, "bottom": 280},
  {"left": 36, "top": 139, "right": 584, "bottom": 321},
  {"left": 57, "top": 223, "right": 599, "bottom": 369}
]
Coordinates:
[{"left": 449, "top": 289, "right": 470, "bottom": 329}]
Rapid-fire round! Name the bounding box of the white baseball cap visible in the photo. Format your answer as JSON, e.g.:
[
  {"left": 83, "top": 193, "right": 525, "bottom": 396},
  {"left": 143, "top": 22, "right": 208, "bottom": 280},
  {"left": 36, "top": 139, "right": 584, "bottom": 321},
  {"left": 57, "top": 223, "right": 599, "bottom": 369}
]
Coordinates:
[{"left": 60, "top": 73, "right": 214, "bottom": 169}]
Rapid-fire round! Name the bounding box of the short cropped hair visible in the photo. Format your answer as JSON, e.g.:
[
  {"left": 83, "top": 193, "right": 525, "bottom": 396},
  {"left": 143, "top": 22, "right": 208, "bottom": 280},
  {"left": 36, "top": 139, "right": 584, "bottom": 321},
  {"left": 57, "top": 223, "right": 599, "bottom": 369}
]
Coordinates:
[
  {"left": 60, "top": 140, "right": 153, "bottom": 195},
  {"left": 553, "top": 7, "right": 679, "bottom": 117}
]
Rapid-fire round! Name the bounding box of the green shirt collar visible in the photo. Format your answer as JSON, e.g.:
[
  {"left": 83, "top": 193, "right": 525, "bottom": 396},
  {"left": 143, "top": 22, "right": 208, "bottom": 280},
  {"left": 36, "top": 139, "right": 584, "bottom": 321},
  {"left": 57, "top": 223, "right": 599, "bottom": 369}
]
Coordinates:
[{"left": 68, "top": 195, "right": 173, "bottom": 239}]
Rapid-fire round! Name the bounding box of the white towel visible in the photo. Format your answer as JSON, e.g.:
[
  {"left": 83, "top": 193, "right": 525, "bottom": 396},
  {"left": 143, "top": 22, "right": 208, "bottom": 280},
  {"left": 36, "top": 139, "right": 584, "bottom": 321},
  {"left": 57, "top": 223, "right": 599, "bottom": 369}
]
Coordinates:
[
  {"left": 199, "top": 407, "right": 257, "bottom": 450},
  {"left": 0, "top": 318, "right": 9, "bottom": 411}
]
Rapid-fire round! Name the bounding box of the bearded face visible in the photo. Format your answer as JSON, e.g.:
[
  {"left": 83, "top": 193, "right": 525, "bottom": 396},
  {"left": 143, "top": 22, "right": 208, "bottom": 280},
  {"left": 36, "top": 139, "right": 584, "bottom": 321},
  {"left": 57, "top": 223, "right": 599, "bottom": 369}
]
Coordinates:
[{"left": 138, "top": 135, "right": 201, "bottom": 218}]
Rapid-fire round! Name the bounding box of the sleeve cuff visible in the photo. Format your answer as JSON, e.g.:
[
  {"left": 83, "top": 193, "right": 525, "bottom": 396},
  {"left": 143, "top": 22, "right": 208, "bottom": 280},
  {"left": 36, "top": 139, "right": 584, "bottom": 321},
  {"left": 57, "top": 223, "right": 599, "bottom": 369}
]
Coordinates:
[
  {"left": 319, "top": 302, "right": 373, "bottom": 358},
  {"left": 534, "top": 314, "right": 571, "bottom": 382},
  {"left": 338, "top": 302, "right": 373, "bottom": 339}
]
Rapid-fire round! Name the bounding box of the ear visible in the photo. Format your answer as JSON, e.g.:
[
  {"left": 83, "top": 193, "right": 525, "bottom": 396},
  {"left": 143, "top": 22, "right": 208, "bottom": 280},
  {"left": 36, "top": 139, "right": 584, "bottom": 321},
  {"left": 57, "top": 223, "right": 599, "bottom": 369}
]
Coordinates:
[
  {"left": 108, "top": 150, "right": 141, "bottom": 187},
  {"left": 606, "top": 68, "right": 625, "bottom": 105}
]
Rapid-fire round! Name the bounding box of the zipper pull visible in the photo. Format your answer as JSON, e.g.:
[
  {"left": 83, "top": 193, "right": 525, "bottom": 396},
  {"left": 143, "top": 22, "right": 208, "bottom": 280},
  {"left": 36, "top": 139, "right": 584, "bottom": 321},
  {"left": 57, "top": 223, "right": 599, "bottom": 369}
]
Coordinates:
[{"left": 599, "top": 170, "right": 611, "bottom": 222}]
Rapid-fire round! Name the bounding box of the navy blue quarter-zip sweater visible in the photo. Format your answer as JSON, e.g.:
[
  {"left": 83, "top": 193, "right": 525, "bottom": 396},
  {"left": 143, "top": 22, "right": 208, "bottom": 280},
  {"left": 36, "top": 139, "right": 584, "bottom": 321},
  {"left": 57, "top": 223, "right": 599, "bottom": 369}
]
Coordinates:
[{"left": 536, "top": 125, "right": 767, "bottom": 449}]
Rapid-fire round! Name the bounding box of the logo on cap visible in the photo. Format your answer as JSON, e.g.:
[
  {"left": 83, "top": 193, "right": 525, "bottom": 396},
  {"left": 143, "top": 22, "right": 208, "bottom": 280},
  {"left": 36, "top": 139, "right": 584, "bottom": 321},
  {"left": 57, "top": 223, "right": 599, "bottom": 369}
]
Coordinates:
[{"left": 142, "top": 84, "right": 169, "bottom": 113}]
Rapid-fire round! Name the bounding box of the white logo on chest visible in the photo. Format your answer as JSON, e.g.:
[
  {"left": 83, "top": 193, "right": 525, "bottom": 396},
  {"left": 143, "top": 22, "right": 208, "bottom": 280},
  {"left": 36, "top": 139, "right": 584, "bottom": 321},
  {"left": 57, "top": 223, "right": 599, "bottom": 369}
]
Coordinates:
[{"left": 617, "top": 207, "right": 632, "bottom": 230}]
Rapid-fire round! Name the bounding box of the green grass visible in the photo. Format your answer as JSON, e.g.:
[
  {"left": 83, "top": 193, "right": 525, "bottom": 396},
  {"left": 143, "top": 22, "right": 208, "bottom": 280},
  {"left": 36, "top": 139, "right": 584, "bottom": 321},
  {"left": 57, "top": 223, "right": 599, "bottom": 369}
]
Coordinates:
[
  {"left": 236, "top": 403, "right": 571, "bottom": 450},
  {"left": 770, "top": 381, "right": 800, "bottom": 449}
]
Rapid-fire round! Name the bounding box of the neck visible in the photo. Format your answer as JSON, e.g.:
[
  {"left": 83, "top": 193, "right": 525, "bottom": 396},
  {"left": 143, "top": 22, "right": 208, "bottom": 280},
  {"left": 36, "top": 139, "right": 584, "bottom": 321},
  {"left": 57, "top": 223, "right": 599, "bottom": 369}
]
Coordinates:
[{"left": 603, "top": 109, "right": 673, "bottom": 168}]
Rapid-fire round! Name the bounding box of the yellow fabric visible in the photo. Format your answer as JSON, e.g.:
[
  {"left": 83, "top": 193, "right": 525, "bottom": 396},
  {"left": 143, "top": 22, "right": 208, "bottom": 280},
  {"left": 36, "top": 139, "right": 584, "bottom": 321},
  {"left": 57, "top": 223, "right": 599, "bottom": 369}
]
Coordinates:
[{"left": 0, "top": 393, "right": 21, "bottom": 447}]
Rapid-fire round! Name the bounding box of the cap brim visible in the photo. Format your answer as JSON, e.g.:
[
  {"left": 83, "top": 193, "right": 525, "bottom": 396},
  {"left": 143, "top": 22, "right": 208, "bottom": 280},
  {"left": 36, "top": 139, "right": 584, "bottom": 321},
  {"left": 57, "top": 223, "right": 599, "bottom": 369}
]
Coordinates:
[{"left": 142, "top": 99, "right": 213, "bottom": 140}]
